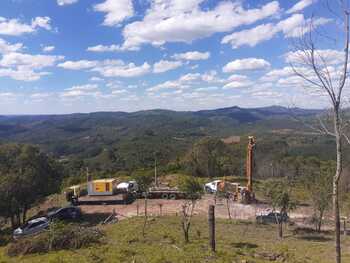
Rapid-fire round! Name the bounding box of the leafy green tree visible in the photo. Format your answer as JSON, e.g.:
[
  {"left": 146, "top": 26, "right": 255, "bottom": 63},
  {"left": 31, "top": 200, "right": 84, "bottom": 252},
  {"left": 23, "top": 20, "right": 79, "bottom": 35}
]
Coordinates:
[
  {"left": 0, "top": 144, "right": 63, "bottom": 228},
  {"left": 300, "top": 158, "right": 334, "bottom": 232},
  {"left": 133, "top": 169, "right": 153, "bottom": 237},
  {"left": 178, "top": 176, "right": 203, "bottom": 243},
  {"left": 264, "top": 179, "right": 296, "bottom": 238}
]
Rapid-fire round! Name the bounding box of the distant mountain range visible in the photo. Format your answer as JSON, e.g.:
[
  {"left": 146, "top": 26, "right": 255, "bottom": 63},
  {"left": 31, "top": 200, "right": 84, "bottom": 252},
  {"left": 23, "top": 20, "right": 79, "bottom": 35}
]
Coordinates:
[{"left": 0, "top": 106, "right": 324, "bottom": 171}]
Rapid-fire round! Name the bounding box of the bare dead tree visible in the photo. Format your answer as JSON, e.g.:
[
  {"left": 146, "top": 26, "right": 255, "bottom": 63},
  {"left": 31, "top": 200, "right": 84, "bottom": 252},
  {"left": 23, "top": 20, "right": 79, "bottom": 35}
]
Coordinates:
[
  {"left": 181, "top": 201, "right": 195, "bottom": 243},
  {"left": 291, "top": 1, "right": 350, "bottom": 262}
]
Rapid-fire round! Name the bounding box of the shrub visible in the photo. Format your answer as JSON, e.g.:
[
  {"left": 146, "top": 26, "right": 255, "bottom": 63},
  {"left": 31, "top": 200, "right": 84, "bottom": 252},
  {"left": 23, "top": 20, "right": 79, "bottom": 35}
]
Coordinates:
[{"left": 7, "top": 223, "right": 104, "bottom": 257}]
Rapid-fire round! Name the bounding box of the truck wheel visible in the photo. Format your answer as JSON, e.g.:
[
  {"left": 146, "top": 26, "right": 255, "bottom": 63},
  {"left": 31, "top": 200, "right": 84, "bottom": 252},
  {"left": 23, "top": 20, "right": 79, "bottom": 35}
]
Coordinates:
[
  {"left": 161, "top": 193, "right": 169, "bottom": 199},
  {"left": 169, "top": 194, "right": 176, "bottom": 200}
]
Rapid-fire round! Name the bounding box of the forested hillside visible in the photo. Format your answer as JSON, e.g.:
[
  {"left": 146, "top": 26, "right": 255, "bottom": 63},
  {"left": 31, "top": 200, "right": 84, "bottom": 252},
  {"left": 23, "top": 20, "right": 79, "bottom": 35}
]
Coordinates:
[{"left": 0, "top": 106, "right": 340, "bottom": 182}]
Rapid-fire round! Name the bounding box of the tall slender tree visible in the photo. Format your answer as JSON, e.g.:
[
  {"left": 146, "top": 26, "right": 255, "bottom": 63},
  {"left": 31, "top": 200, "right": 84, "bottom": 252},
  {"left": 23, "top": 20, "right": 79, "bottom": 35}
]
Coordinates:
[{"left": 291, "top": 1, "right": 350, "bottom": 261}]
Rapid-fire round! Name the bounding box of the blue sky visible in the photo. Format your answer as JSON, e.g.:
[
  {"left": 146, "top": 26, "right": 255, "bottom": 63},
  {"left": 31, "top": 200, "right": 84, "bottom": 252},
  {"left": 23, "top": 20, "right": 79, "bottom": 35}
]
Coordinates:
[{"left": 0, "top": 0, "right": 345, "bottom": 114}]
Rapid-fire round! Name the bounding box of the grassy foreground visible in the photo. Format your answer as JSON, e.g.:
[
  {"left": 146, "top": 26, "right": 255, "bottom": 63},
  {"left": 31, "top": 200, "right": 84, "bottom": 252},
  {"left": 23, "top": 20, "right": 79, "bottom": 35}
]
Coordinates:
[{"left": 1, "top": 216, "right": 350, "bottom": 263}]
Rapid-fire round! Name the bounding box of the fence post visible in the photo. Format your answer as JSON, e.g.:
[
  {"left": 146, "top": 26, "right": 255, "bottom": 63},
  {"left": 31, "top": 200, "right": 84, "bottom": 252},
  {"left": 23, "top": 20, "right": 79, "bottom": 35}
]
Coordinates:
[{"left": 208, "top": 205, "right": 216, "bottom": 252}]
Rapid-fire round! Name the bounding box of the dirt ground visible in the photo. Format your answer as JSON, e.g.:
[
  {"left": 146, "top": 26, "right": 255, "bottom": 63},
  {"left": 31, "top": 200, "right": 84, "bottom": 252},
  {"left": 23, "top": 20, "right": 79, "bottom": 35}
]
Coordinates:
[{"left": 79, "top": 194, "right": 312, "bottom": 223}]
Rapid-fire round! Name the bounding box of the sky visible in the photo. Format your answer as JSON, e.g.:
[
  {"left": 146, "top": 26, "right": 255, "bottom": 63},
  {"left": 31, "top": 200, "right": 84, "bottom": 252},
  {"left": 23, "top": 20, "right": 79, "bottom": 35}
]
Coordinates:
[{"left": 0, "top": 0, "right": 346, "bottom": 114}]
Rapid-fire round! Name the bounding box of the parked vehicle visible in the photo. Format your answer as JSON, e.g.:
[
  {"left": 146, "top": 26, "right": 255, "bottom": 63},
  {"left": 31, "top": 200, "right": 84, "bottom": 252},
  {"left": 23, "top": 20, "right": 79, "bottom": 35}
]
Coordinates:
[
  {"left": 47, "top": 206, "right": 82, "bottom": 221},
  {"left": 116, "top": 181, "right": 139, "bottom": 193},
  {"left": 13, "top": 217, "right": 49, "bottom": 239},
  {"left": 204, "top": 180, "right": 223, "bottom": 193},
  {"left": 256, "top": 212, "right": 289, "bottom": 224}
]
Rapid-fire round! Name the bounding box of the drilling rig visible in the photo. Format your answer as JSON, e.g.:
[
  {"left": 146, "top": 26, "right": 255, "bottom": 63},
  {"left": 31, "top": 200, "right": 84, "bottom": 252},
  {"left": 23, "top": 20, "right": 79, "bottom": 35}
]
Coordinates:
[
  {"left": 215, "top": 136, "right": 256, "bottom": 204},
  {"left": 241, "top": 136, "right": 256, "bottom": 204}
]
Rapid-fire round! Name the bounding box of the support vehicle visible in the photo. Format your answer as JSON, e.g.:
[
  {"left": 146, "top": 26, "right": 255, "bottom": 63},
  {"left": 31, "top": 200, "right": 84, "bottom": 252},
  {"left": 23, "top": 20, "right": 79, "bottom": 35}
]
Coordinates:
[{"left": 13, "top": 217, "right": 49, "bottom": 239}]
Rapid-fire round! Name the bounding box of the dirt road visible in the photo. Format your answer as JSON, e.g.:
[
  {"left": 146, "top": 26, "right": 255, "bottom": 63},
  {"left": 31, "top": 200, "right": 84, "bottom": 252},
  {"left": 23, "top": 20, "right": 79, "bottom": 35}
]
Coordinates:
[{"left": 79, "top": 194, "right": 309, "bottom": 222}]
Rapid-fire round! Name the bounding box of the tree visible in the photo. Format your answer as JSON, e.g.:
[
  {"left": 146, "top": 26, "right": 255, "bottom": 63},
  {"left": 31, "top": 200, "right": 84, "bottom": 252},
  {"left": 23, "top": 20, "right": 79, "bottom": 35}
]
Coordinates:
[
  {"left": 0, "top": 144, "right": 63, "bottom": 228},
  {"left": 290, "top": 2, "right": 350, "bottom": 261},
  {"left": 133, "top": 169, "right": 153, "bottom": 237},
  {"left": 300, "top": 158, "right": 334, "bottom": 232},
  {"left": 264, "top": 180, "right": 296, "bottom": 239},
  {"left": 178, "top": 176, "right": 203, "bottom": 243}
]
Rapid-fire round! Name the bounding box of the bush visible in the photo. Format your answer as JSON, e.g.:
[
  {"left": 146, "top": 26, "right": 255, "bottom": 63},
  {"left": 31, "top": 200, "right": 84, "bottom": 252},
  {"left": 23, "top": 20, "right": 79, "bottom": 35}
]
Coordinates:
[{"left": 7, "top": 223, "right": 104, "bottom": 257}]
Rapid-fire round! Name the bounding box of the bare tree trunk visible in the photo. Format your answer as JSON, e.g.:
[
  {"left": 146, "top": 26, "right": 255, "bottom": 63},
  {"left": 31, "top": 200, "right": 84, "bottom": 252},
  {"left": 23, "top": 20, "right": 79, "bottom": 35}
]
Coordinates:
[
  {"left": 226, "top": 197, "right": 231, "bottom": 219},
  {"left": 317, "top": 210, "right": 324, "bottom": 232},
  {"left": 278, "top": 222, "right": 283, "bottom": 239},
  {"left": 142, "top": 195, "right": 148, "bottom": 237},
  {"left": 334, "top": 111, "right": 342, "bottom": 263}
]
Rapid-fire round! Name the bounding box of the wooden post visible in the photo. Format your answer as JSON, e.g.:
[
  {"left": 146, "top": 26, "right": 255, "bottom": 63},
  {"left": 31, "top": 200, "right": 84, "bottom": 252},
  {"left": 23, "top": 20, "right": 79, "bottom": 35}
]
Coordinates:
[
  {"left": 159, "top": 203, "right": 163, "bottom": 216},
  {"left": 344, "top": 218, "right": 347, "bottom": 236},
  {"left": 136, "top": 203, "right": 139, "bottom": 216},
  {"left": 208, "top": 205, "right": 215, "bottom": 252}
]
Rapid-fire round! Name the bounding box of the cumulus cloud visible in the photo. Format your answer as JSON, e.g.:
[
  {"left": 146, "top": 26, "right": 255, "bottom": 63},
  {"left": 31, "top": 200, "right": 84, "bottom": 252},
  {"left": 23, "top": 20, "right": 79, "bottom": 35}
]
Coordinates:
[
  {"left": 284, "top": 49, "right": 344, "bottom": 65},
  {"left": 42, "top": 46, "right": 55, "bottom": 52},
  {"left": 119, "top": 0, "right": 280, "bottom": 50},
  {"left": 0, "top": 52, "right": 64, "bottom": 81},
  {"left": 172, "top": 51, "right": 210, "bottom": 61},
  {"left": 58, "top": 60, "right": 98, "bottom": 70},
  {"left": 87, "top": 44, "right": 124, "bottom": 52},
  {"left": 0, "top": 16, "right": 52, "bottom": 36},
  {"left": 153, "top": 60, "right": 183, "bottom": 73},
  {"left": 93, "top": 0, "right": 134, "bottom": 26},
  {"left": 58, "top": 59, "right": 151, "bottom": 78},
  {"left": 222, "top": 14, "right": 330, "bottom": 48},
  {"left": 222, "top": 58, "right": 270, "bottom": 72},
  {"left": 223, "top": 80, "right": 253, "bottom": 89},
  {"left": 0, "top": 38, "right": 23, "bottom": 54},
  {"left": 57, "top": 0, "right": 78, "bottom": 6},
  {"left": 93, "top": 61, "right": 151, "bottom": 78},
  {"left": 61, "top": 84, "right": 101, "bottom": 98},
  {"left": 286, "top": 0, "right": 315, "bottom": 14}
]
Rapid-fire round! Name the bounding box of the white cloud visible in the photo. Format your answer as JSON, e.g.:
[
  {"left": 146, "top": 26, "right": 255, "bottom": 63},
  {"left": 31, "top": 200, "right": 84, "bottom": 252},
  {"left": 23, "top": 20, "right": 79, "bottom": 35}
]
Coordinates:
[
  {"left": 227, "top": 74, "right": 249, "bottom": 82},
  {"left": 260, "top": 67, "right": 295, "bottom": 82},
  {"left": 31, "top": 17, "right": 51, "bottom": 30},
  {"left": 0, "top": 38, "right": 23, "bottom": 54},
  {"left": 42, "top": 46, "right": 55, "bottom": 52},
  {"left": 120, "top": 0, "right": 280, "bottom": 50},
  {"left": 223, "top": 81, "right": 252, "bottom": 89},
  {"left": 58, "top": 60, "right": 98, "bottom": 70},
  {"left": 0, "top": 68, "right": 50, "bottom": 81},
  {"left": 93, "top": 0, "right": 134, "bottom": 26},
  {"left": 0, "top": 16, "right": 52, "bottom": 36},
  {"left": 222, "top": 23, "right": 276, "bottom": 48},
  {"left": 61, "top": 84, "right": 101, "bottom": 98},
  {"left": 65, "top": 84, "right": 99, "bottom": 91},
  {"left": 172, "top": 51, "right": 210, "bottom": 61},
  {"left": 111, "top": 89, "right": 128, "bottom": 95},
  {"left": 58, "top": 59, "right": 151, "bottom": 78},
  {"left": 90, "top": 76, "right": 104, "bottom": 82},
  {"left": 196, "top": 86, "right": 219, "bottom": 92},
  {"left": 222, "top": 14, "right": 330, "bottom": 48},
  {"left": 223, "top": 58, "right": 270, "bottom": 72},
  {"left": 87, "top": 44, "right": 124, "bottom": 52},
  {"left": 153, "top": 60, "right": 183, "bottom": 73},
  {"left": 30, "top": 93, "right": 52, "bottom": 99},
  {"left": 57, "top": 0, "right": 78, "bottom": 6},
  {"left": 286, "top": 0, "right": 315, "bottom": 14},
  {"left": 148, "top": 72, "right": 201, "bottom": 92},
  {"left": 92, "top": 61, "right": 151, "bottom": 78},
  {"left": 0, "top": 52, "right": 63, "bottom": 81},
  {"left": 284, "top": 49, "right": 344, "bottom": 65}
]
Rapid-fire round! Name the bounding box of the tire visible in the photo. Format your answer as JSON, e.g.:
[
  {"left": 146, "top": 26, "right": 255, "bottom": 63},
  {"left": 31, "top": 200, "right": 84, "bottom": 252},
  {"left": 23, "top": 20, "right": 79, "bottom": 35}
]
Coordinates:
[
  {"left": 161, "top": 193, "right": 169, "bottom": 199},
  {"left": 169, "top": 193, "right": 176, "bottom": 200}
]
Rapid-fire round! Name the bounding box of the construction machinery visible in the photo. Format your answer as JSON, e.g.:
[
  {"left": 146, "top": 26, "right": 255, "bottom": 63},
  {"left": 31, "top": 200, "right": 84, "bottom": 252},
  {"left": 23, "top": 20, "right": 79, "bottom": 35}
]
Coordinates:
[{"left": 207, "top": 136, "right": 256, "bottom": 204}]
